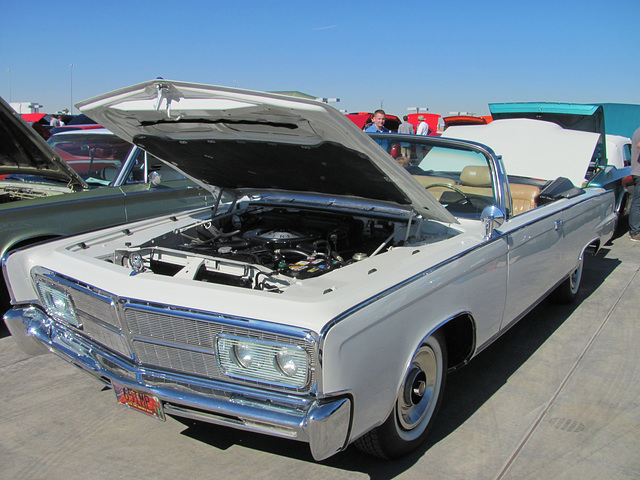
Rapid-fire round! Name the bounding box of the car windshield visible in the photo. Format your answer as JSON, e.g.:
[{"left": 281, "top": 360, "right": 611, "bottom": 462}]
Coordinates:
[
  {"left": 47, "top": 133, "right": 133, "bottom": 185},
  {"left": 369, "top": 133, "right": 496, "bottom": 217}
]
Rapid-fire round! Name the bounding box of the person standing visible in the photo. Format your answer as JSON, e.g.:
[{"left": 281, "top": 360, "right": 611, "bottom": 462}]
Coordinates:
[
  {"left": 415, "top": 115, "right": 430, "bottom": 160},
  {"left": 49, "top": 115, "right": 60, "bottom": 127},
  {"left": 364, "top": 110, "right": 389, "bottom": 133},
  {"left": 398, "top": 115, "right": 414, "bottom": 159},
  {"left": 364, "top": 110, "right": 390, "bottom": 150},
  {"left": 629, "top": 126, "right": 640, "bottom": 241},
  {"left": 398, "top": 115, "right": 414, "bottom": 135},
  {"left": 416, "top": 115, "right": 430, "bottom": 135}
]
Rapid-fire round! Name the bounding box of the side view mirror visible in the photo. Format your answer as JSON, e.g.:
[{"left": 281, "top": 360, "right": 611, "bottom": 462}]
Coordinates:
[
  {"left": 480, "top": 205, "right": 505, "bottom": 240},
  {"left": 148, "top": 171, "right": 162, "bottom": 186}
]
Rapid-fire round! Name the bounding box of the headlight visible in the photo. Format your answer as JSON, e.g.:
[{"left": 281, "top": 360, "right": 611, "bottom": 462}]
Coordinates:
[
  {"left": 36, "top": 282, "right": 81, "bottom": 328},
  {"left": 233, "top": 342, "right": 260, "bottom": 369},
  {"left": 277, "top": 348, "right": 304, "bottom": 377},
  {"left": 217, "top": 335, "right": 309, "bottom": 389}
]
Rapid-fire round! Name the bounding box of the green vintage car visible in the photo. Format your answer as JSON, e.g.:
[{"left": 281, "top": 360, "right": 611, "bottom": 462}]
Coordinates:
[{"left": 0, "top": 96, "right": 212, "bottom": 310}]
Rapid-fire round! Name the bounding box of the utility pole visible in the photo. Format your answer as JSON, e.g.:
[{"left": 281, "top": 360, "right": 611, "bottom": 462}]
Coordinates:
[{"left": 69, "top": 64, "right": 74, "bottom": 114}]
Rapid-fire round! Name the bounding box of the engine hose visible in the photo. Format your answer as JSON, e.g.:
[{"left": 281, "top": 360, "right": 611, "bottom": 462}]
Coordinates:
[{"left": 275, "top": 248, "right": 327, "bottom": 260}]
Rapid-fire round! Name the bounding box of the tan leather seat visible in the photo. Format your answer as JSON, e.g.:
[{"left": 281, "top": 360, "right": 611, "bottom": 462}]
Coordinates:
[
  {"left": 458, "top": 165, "right": 493, "bottom": 197},
  {"left": 412, "top": 175, "right": 457, "bottom": 188},
  {"left": 510, "top": 184, "right": 540, "bottom": 215}
]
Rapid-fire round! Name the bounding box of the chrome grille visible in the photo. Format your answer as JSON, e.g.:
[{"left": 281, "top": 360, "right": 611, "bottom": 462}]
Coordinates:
[
  {"left": 83, "top": 321, "right": 129, "bottom": 357},
  {"left": 70, "top": 288, "right": 130, "bottom": 358},
  {"left": 34, "top": 272, "right": 131, "bottom": 358},
  {"left": 133, "top": 340, "right": 220, "bottom": 377},
  {"left": 72, "top": 289, "right": 120, "bottom": 329},
  {"left": 33, "top": 269, "right": 316, "bottom": 393},
  {"left": 126, "top": 308, "right": 217, "bottom": 349},
  {"left": 124, "top": 305, "right": 316, "bottom": 391}
]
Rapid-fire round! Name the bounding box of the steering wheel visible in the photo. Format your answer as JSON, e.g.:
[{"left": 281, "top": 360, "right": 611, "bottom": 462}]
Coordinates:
[{"left": 425, "top": 183, "right": 471, "bottom": 205}]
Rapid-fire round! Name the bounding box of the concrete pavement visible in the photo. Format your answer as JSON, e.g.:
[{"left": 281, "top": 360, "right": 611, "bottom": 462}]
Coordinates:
[{"left": 1, "top": 231, "right": 639, "bottom": 479}]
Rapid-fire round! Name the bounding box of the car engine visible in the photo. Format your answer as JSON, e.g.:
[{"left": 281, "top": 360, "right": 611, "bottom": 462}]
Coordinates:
[{"left": 111, "top": 206, "right": 403, "bottom": 293}]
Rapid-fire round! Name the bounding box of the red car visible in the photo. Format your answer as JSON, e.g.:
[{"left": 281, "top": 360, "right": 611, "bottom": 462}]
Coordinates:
[
  {"left": 443, "top": 115, "right": 493, "bottom": 128},
  {"left": 407, "top": 113, "right": 441, "bottom": 134}
]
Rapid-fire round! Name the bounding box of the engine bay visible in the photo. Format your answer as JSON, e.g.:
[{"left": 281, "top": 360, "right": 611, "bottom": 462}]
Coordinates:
[{"left": 111, "top": 206, "right": 423, "bottom": 293}]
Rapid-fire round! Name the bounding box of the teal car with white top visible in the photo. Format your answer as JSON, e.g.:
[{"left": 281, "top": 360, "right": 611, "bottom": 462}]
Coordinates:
[{"left": 489, "top": 102, "right": 633, "bottom": 227}]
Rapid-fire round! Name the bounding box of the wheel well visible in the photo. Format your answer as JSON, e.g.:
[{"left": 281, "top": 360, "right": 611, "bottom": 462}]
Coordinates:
[
  {"left": 616, "top": 190, "right": 628, "bottom": 215},
  {"left": 436, "top": 314, "right": 475, "bottom": 371},
  {"left": 586, "top": 239, "right": 600, "bottom": 256}
]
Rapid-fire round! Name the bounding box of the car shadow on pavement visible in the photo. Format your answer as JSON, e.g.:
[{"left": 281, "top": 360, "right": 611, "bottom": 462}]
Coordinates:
[
  {"left": 609, "top": 216, "right": 630, "bottom": 243},
  {"left": 1, "top": 289, "right": 10, "bottom": 338},
  {"left": 0, "top": 320, "right": 8, "bottom": 339}
]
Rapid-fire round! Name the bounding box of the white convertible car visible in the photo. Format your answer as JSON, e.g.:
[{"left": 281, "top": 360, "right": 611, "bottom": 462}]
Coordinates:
[{"left": 3, "top": 80, "right": 616, "bottom": 461}]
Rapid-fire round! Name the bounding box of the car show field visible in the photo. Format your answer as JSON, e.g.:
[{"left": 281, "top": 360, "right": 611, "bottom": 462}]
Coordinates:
[{"left": 3, "top": 3, "right": 639, "bottom": 478}]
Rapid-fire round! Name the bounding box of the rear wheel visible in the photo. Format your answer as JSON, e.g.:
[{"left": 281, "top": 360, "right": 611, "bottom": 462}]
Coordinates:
[
  {"left": 354, "top": 332, "right": 447, "bottom": 459},
  {"left": 551, "top": 255, "right": 584, "bottom": 304}
]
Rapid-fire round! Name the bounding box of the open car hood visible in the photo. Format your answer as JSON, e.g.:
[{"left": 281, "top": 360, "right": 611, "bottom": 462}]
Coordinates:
[
  {"left": 77, "top": 79, "right": 456, "bottom": 224},
  {"left": 489, "top": 103, "right": 605, "bottom": 135},
  {"left": 0, "top": 96, "right": 87, "bottom": 189},
  {"left": 444, "top": 119, "right": 601, "bottom": 186}
]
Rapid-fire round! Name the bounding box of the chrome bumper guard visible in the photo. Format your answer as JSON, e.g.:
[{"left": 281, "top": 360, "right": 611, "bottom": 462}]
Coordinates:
[{"left": 4, "top": 306, "right": 352, "bottom": 461}]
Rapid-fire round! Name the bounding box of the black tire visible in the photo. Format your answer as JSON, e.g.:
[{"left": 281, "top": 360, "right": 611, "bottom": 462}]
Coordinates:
[
  {"left": 354, "top": 332, "right": 447, "bottom": 459},
  {"left": 551, "top": 255, "right": 584, "bottom": 304}
]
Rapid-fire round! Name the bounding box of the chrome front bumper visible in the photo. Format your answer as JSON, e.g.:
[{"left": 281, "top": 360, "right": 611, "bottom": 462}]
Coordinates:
[{"left": 4, "top": 306, "right": 352, "bottom": 461}]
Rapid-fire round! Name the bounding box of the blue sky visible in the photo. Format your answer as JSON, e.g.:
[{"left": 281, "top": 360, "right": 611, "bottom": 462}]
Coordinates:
[{"left": 1, "top": 0, "right": 639, "bottom": 118}]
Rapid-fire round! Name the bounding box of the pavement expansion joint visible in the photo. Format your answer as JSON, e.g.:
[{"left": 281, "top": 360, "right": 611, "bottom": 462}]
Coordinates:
[{"left": 494, "top": 263, "right": 640, "bottom": 480}]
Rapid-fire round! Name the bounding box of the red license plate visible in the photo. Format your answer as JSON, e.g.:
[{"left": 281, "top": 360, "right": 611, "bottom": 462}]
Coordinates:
[{"left": 113, "top": 382, "right": 165, "bottom": 421}]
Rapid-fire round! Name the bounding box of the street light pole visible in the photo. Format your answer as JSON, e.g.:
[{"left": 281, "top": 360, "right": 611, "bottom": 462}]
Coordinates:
[
  {"left": 69, "top": 64, "right": 74, "bottom": 114},
  {"left": 7, "top": 69, "right": 11, "bottom": 103}
]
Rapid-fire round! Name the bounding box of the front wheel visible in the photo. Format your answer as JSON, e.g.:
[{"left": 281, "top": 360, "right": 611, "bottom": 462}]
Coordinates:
[
  {"left": 354, "top": 332, "right": 447, "bottom": 459},
  {"left": 551, "top": 255, "right": 584, "bottom": 304}
]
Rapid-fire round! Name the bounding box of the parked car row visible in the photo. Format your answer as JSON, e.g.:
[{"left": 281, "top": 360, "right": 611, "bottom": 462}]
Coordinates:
[
  {"left": 3, "top": 80, "right": 616, "bottom": 461},
  {"left": 0, "top": 96, "right": 212, "bottom": 310}
]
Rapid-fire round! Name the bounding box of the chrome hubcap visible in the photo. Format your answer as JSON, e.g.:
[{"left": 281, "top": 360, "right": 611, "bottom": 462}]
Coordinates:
[{"left": 397, "top": 345, "right": 439, "bottom": 432}]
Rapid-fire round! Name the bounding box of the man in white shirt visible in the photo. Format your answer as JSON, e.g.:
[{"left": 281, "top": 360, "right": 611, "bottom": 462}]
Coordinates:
[
  {"left": 415, "top": 115, "right": 430, "bottom": 161},
  {"left": 416, "top": 115, "right": 430, "bottom": 135}
]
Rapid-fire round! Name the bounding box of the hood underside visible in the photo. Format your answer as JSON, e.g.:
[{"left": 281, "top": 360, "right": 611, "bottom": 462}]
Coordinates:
[
  {"left": 77, "top": 79, "right": 456, "bottom": 224},
  {"left": 0, "top": 96, "right": 87, "bottom": 188},
  {"left": 489, "top": 102, "right": 605, "bottom": 135}
]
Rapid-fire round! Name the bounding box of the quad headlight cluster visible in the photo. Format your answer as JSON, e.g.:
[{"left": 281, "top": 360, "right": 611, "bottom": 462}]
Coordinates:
[
  {"left": 34, "top": 275, "right": 312, "bottom": 391},
  {"left": 217, "top": 335, "right": 310, "bottom": 389},
  {"left": 36, "top": 282, "right": 81, "bottom": 328}
]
